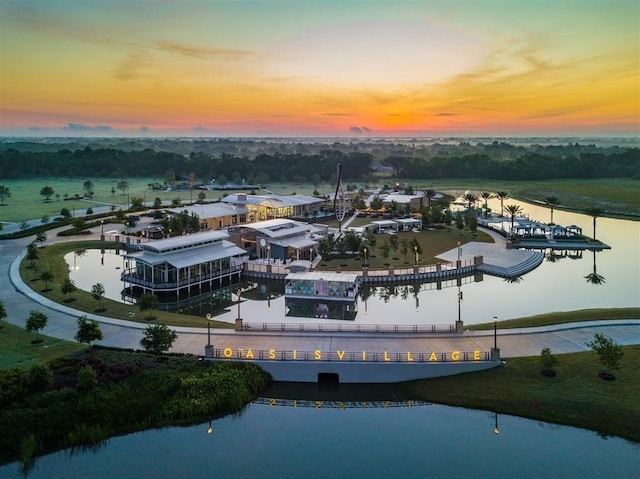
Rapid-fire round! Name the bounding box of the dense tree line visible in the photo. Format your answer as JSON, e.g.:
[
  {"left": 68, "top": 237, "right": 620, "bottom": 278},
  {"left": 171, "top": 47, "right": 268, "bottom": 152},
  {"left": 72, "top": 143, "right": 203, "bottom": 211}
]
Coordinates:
[
  {"left": 0, "top": 144, "right": 637, "bottom": 182},
  {"left": 383, "top": 150, "right": 639, "bottom": 180},
  {"left": 0, "top": 147, "right": 374, "bottom": 183}
]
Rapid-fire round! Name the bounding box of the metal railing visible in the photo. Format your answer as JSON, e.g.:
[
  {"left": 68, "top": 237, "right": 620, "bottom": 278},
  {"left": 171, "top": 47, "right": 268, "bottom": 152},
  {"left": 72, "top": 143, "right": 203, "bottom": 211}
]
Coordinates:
[{"left": 241, "top": 322, "right": 456, "bottom": 333}]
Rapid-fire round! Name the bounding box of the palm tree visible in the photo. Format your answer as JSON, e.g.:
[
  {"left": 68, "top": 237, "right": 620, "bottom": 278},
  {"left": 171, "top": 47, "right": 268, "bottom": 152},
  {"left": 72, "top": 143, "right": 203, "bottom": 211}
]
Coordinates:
[
  {"left": 480, "top": 192, "right": 493, "bottom": 210},
  {"left": 584, "top": 250, "right": 605, "bottom": 285},
  {"left": 584, "top": 207, "right": 604, "bottom": 240},
  {"left": 495, "top": 192, "right": 508, "bottom": 216},
  {"left": 543, "top": 196, "right": 561, "bottom": 224},
  {"left": 504, "top": 204, "right": 523, "bottom": 238},
  {"left": 424, "top": 189, "right": 436, "bottom": 209},
  {"left": 462, "top": 192, "right": 478, "bottom": 210}
]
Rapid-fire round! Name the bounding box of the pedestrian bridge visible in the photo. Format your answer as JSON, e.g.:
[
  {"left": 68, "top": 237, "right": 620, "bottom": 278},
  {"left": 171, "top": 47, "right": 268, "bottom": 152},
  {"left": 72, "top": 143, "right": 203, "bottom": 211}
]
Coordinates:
[{"left": 205, "top": 345, "right": 500, "bottom": 383}]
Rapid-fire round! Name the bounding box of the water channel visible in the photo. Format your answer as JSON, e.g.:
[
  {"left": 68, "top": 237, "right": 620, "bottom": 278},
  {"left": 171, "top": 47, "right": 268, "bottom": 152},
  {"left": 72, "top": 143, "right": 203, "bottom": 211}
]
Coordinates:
[
  {"left": 2, "top": 386, "right": 638, "bottom": 478},
  {"left": 66, "top": 198, "right": 639, "bottom": 326}
]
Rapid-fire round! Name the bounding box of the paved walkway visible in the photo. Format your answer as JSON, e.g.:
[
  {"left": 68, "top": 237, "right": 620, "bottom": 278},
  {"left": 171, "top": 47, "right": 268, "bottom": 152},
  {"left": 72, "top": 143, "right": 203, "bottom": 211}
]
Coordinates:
[{"left": 2, "top": 225, "right": 639, "bottom": 361}]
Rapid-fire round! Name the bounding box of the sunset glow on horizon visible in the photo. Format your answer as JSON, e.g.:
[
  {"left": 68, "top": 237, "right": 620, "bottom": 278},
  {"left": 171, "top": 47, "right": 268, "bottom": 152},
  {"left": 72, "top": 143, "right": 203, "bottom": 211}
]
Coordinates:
[{"left": 1, "top": 0, "right": 638, "bottom": 137}]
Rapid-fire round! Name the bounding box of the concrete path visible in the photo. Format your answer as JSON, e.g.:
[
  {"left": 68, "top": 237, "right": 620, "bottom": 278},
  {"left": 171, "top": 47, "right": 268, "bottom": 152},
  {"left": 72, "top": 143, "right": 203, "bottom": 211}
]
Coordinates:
[{"left": 2, "top": 225, "right": 639, "bottom": 361}]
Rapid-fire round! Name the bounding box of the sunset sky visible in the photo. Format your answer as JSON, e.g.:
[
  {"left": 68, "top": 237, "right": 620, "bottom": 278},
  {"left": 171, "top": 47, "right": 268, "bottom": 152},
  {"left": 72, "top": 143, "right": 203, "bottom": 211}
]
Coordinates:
[{"left": 1, "top": 0, "right": 638, "bottom": 137}]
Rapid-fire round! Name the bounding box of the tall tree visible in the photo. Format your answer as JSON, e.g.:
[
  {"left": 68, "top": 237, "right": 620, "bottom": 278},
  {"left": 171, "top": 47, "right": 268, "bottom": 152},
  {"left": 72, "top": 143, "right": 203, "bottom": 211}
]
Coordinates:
[
  {"left": 584, "top": 207, "right": 604, "bottom": 240},
  {"left": 39, "top": 270, "right": 53, "bottom": 290},
  {"left": 0, "top": 185, "right": 11, "bottom": 206},
  {"left": 495, "top": 192, "right": 508, "bottom": 216},
  {"left": 75, "top": 315, "right": 103, "bottom": 345},
  {"left": 40, "top": 186, "right": 55, "bottom": 202},
  {"left": 423, "top": 189, "right": 436, "bottom": 209},
  {"left": 504, "top": 204, "right": 523, "bottom": 238},
  {"left": 117, "top": 180, "right": 129, "bottom": 195},
  {"left": 462, "top": 192, "right": 478, "bottom": 210},
  {"left": 140, "top": 324, "right": 177, "bottom": 353},
  {"left": 91, "top": 283, "right": 106, "bottom": 311},
  {"left": 139, "top": 293, "right": 159, "bottom": 320},
  {"left": 61, "top": 278, "right": 78, "bottom": 301},
  {"left": 586, "top": 332, "right": 624, "bottom": 379},
  {"left": 543, "top": 196, "right": 561, "bottom": 224},
  {"left": 26, "top": 310, "right": 48, "bottom": 342},
  {"left": 480, "top": 192, "right": 493, "bottom": 210},
  {"left": 83, "top": 179, "right": 94, "bottom": 197}
]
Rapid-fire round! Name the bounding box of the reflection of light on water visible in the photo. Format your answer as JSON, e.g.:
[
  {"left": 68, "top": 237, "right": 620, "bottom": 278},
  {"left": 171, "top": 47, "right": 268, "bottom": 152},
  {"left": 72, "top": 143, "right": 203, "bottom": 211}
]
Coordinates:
[{"left": 64, "top": 209, "right": 639, "bottom": 325}]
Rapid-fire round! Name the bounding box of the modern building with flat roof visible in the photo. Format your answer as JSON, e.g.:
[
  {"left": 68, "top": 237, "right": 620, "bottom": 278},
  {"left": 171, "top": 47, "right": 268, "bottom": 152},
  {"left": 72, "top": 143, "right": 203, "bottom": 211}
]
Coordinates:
[
  {"left": 166, "top": 202, "right": 249, "bottom": 231},
  {"left": 222, "top": 193, "right": 324, "bottom": 222},
  {"left": 121, "top": 230, "right": 247, "bottom": 310},
  {"left": 284, "top": 271, "right": 359, "bottom": 320},
  {"left": 227, "top": 218, "right": 327, "bottom": 262}
]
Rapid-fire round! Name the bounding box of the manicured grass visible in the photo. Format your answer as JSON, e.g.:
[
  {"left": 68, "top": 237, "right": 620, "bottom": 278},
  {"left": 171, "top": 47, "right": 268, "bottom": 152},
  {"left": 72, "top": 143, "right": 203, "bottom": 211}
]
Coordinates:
[
  {"left": 315, "top": 227, "right": 493, "bottom": 270},
  {"left": 0, "top": 320, "right": 86, "bottom": 370},
  {"left": 4, "top": 177, "right": 639, "bottom": 226},
  {"left": 399, "top": 345, "right": 640, "bottom": 443},
  {"left": 19, "top": 240, "right": 234, "bottom": 329},
  {"left": 408, "top": 178, "right": 640, "bottom": 218},
  {"left": 468, "top": 308, "right": 640, "bottom": 330}
]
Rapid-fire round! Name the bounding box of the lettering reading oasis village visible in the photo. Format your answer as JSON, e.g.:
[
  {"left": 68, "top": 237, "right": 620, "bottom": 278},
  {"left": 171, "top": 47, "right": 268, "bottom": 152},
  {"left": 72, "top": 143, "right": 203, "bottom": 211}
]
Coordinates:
[{"left": 217, "top": 348, "right": 485, "bottom": 362}]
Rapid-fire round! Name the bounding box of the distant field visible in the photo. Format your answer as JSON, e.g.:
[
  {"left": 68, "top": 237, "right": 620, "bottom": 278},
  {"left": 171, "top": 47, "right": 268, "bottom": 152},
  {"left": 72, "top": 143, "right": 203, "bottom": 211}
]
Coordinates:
[
  {"left": 1, "top": 177, "right": 638, "bottom": 224},
  {"left": 414, "top": 178, "right": 640, "bottom": 217}
]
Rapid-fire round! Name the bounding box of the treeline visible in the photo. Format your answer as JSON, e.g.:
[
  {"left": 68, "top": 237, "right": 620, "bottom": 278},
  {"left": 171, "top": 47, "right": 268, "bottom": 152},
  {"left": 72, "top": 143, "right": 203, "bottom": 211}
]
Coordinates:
[
  {"left": 0, "top": 148, "right": 373, "bottom": 183},
  {"left": 382, "top": 150, "right": 640, "bottom": 180},
  {"left": 0, "top": 145, "right": 638, "bottom": 182}
]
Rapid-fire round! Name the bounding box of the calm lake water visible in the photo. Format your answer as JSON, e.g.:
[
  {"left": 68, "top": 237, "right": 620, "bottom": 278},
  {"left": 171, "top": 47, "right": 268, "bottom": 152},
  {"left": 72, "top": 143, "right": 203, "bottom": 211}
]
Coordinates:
[
  {"left": 67, "top": 199, "right": 640, "bottom": 326},
  {"left": 2, "top": 389, "right": 638, "bottom": 478}
]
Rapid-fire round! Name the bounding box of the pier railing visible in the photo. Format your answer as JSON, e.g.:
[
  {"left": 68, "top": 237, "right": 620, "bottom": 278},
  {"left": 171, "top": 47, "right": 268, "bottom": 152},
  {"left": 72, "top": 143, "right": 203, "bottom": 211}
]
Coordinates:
[{"left": 241, "top": 322, "right": 456, "bottom": 333}]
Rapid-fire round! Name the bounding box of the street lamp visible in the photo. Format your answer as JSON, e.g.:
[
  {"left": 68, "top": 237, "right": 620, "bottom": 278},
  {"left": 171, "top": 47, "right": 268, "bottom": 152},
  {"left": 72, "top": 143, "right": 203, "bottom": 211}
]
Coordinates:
[
  {"left": 100, "top": 220, "right": 105, "bottom": 241},
  {"left": 235, "top": 289, "right": 243, "bottom": 331},
  {"left": 207, "top": 420, "right": 213, "bottom": 434},
  {"left": 494, "top": 412, "right": 499, "bottom": 434},
  {"left": 493, "top": 316, "right": 498, "bottom": 350},
  {"left": 206, "top": 312, "right": 212, "bottom": 346},
  {"left": 204, "top": 312, "right": 214, "bottom": 358},
  {"left": 363, "top": 247, "right": 367, "bottom": 268},
  {"left": 414, "top": 245, "right": 418, "bottom": 266}
]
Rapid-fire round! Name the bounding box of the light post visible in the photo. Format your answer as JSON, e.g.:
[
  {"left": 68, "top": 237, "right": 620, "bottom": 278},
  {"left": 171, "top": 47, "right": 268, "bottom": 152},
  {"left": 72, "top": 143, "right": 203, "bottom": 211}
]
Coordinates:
[
  {"left": 100, "top": 220, "right": 105, "bottom": 241},
  {"left": 491, "top": 315, "right": 500, "bottom": 361},
  {"left": 363, "top": 247, "right": 367, "bottom": 268},
  {"left": 414, "top": 245, "right": 418, "bottom": 266},
  {"left": 207, "top": 421, "right": 213, "bottom": 435},
  {"left": 235, "top": 289, "right": 243, "bottom": 331},
  {"left": 204, "top": 312, "right": 213, "bottom": 358},
  {"left": 494, "top": 412, "right": 499, "bottom": 434}
]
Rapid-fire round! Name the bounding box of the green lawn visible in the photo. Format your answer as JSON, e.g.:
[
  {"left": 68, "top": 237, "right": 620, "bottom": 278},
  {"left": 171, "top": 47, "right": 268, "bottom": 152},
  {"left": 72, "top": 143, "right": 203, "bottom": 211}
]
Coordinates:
[
  {"left": 409, "top": 178, "right": 640, "bottom": 218},
  {"left": 0, "top": 320, "right": 85, "bottom": 370},
  {"left": 400, "top": 345, "right": 640, "bottom": 443},
  {"left": 3, "top": 177, "right": 639, "bottom": 225},
  {"left": 468, "top": 308, "right": 640, "bottom": 330},
  {"left": 316, "top": 227, "right": 493, "bottom": 270}
]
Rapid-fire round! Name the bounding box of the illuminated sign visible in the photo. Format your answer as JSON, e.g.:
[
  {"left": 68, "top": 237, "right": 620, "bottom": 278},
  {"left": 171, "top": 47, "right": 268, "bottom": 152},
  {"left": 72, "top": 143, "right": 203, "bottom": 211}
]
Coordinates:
[{"left": 217, "top": 347, "right": 486, "bottom": 362}]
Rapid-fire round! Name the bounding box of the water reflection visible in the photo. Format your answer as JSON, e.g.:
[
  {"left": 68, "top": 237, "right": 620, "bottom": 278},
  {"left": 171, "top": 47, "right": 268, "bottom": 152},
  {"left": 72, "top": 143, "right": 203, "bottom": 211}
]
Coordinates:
[
  {"left": 66, "top": 205, "right": 639, "bottom": 325},
  {"left": 3, "top": 386, "right": 638, "bottom": 479}
]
